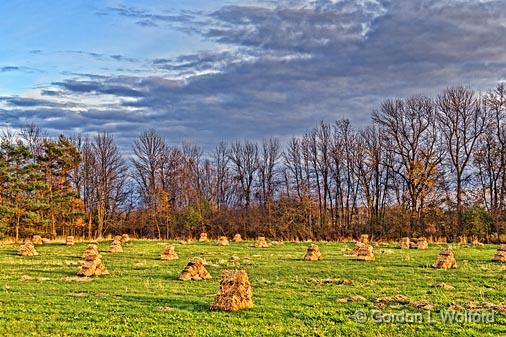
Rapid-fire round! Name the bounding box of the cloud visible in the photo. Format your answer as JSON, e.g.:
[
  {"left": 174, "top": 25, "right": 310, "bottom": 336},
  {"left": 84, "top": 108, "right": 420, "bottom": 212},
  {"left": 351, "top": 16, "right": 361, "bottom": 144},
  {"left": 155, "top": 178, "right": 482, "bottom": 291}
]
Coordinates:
[
  {"left": 2, "top": 0, "right": 506, "bottom": 152},
  {"left": 105, "top": 5, "right": 198, "bottom": 30},
  {"left": 1, "top": 66, "right": 41, "bottom": 73},
  {"left": 52, "top": 78, "right": 145, "bottom": 97},
  {"left": 203, "top": 2, "right": 386, "bottom": 52}
]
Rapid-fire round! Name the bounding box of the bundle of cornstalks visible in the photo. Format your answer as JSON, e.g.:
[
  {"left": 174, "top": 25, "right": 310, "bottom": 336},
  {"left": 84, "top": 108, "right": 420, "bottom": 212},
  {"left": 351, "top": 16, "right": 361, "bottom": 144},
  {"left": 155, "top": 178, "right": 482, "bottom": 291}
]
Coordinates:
[
  {"left": 109, "top": 240, "right": 123, "bottom": 253},
  {"left": 160, "top": 245, "right": 178, "bottom": 260},
  {"left": 255, "top": 236, "right": 269, "bottom": 248},
  {"left": 400, "top": 237, "right": 410, "bottom": 249},
  {"left": 178, "top": 257, "right": 211, "bottom": 281},
  {"left": 217, "top": 236, "right": 229, "bottom": 246},
  {"left": 417, "top": 237, "right": 428, "bottom": 250},
  {"left": 113, "top": 235, "right": 122, "bottom": 242},
  {"left": 199, "top": 233, "right": 208, "bottom": 242},
  {"left": 355, "top": 243, "right": 375, "bottom": 261},
  {"left": 121, "top": 234, "right": 130, "bottom": 243},
  {"left": 19, "top": 241, "right": 39, "bottom": 256},
  {"left": 32, "top": 235, "right": 43, "bottom": 245},
  {"left": 304, "top": 244, "right": 322, "bottom": 261},
  {"left": 66, "top": 236, "right": 75, "bottom": 246},
  {"left": 210, "top": 270, "right": 253, "bottom": 311},
  {"left": 492, "top": 244, "right": 506, "bottom": 262},
  {"left": 457, "top": 235, "right": 468, "bottom": 245},
  {"left": 435, "top": 236, "right": 448, "bottom": 243},
  {"left": 78, "top": 244, "right": 109, "bottom": 277},
  {"left": 471, "top": 235, "right": 483, "bottom": 247},
  {"left": 233, "top": 234, "right": 242, "bottom": 242},
  {"left": 432, "top": 248, "right": 457, "bottom": 269},
  {"left": 359, "top": 234, "right": 369, "bottom": 244}
]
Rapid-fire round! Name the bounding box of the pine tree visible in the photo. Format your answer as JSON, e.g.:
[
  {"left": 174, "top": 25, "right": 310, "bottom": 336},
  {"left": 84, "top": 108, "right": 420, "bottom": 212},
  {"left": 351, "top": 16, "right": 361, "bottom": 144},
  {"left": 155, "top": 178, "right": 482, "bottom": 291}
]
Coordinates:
[
  {"left": 39, "top": 136, "right": 81, "bottom": 238},
  {"left": 0, "top": 140, "right": 47, "bottom": 240}
]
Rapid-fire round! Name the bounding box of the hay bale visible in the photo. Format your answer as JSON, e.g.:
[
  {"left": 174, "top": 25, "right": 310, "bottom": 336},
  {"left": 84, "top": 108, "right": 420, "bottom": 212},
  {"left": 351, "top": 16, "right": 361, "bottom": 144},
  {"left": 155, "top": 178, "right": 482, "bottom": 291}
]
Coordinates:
[
  {"left": 217, "top": 236, "right": 229, "bottom": 246},
  {"left": 417, "top": 237, "right": 428, "bottom": 250},
  {"left": 19, "top": 241, "right": 39, "bottom": 256},
  {"left": 435, "top": 236, "right": 448, "bottom": 243},
  {"left": 304, "top": 244, "right": 322, "bottom": 261},
  {"left": 355, "top": 244, "right": 374, "bottom": 261},
  {"left": 375, "top": 294, "right": 410, "bottom": 304},
  {"left": 178, "top": 257, "right": 211, "bottom": 281},
  {"left": 199, "top": 233, "right": 208, "bottom": 242},
  {"left": 109, "top": 240, "right": 123, "bottom": 253},
  {"left": 359, "top": 234, "right": 369, "bottom": 244},
  {"left": 20, "top": 275, "right": 33, "bottom": 281},
  {"left": 471, "top": 236, "right": 482, "bottom": 247},
  {"left": 352, "top": 241, "right": 364, "bottom": 255},
  {"left": 113, "top": 235, "right": 122, "bottom": 241},
  {"left": 78, "top": 244, "right": 109, "bottom": 277},
  {"left": 336, "top": 295, "right": 366, "bottom": 303},
  {"left": 233, "top": 234, "right": 242, "bottom": 242},
  {"left": 64, "top": 276, "right": 93, "bottom": 283},
  {"left": 400, "top": 237, "right": 410, "bottom": 249},
  {"left": 492, "top": 244, "right": 506, "bottom": 262},
  {"left": 66, "top": 236, "right": 75, "bottom": 246},
  {"left": 120, "top": 234, "right": 130, "bottom": 243},
  {"left": 210, "top": 270, "right": 253, "bottom": 311},
  {"left": 32, "top": 235, "right": 43, "bottom": 245},
  {"left": 432, "top": 248, "right": 457, "bottom": 269},
  {"left": 255, "top": 236, "right": 269, "bottom": 248},
  {"left": 432, "top": 282, "right": 454, "bottom": 289},
  {"left": 161, "top": 245, "right": 179, "bottom": 260}
]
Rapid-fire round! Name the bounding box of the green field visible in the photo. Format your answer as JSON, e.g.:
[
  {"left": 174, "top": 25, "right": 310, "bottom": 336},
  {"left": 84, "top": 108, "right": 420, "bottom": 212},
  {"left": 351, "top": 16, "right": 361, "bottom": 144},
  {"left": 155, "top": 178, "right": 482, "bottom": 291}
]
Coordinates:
[{"left": 0, "top": 240, "right": 505, "bottom": 337}]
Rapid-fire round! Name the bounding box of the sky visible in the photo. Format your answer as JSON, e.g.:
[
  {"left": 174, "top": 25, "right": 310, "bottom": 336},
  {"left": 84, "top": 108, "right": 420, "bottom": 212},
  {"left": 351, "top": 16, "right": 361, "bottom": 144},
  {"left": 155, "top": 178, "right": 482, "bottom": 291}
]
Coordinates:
[{"left": 1, "top": 0, "right": 505, "bottom": 151}]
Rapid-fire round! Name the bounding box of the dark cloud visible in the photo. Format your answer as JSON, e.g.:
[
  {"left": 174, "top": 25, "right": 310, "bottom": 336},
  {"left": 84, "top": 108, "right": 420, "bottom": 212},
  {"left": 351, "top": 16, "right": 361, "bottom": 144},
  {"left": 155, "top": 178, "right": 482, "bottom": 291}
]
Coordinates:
[
  {"left": 53, "top": 78, "right": 145, "bottom": 97},
  {"left": 1, "top": 66, "right": 41, "bottom": 73},
  {"left": 106, "top": 5, "right": 198, "bottom": 29},
  {"left": 110, "top": 54, "right": 138, "bottom": 63},
  {"left": 2, "top": 0, "right": 506, "bottom": 152},
  {"left": 1, "top": 66, "right": 22, "bottom": 72},
  {"left": 0, "top": 96, "right": 72, "bottom": 108},
  {"left": 203, "top": 3, "right": 384, "bottom": 52}
]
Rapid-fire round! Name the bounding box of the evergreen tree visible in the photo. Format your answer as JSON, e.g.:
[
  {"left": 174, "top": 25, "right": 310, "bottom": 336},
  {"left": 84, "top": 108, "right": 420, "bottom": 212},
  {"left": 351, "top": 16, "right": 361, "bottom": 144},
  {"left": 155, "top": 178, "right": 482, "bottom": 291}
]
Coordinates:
[
  {"left": 0, "top": 140, "right": 47, "bottom": 240},
  {"left": 39, "top": 136, "right": 81, "bottom": 237}
]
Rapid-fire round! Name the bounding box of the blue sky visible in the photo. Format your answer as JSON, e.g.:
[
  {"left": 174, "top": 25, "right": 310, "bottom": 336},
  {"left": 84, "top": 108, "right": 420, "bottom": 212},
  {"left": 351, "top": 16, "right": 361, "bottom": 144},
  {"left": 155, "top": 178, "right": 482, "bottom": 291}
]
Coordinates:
[{"left": 1, "top": 0, "right": 505, "bottom": 151}]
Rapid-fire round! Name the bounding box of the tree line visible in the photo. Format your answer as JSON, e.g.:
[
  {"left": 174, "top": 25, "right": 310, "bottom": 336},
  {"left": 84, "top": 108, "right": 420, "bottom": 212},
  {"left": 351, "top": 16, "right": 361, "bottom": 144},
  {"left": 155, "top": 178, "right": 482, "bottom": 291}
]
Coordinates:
[{"left": 1, "top": 84, "right": 505, "bottom": 240}]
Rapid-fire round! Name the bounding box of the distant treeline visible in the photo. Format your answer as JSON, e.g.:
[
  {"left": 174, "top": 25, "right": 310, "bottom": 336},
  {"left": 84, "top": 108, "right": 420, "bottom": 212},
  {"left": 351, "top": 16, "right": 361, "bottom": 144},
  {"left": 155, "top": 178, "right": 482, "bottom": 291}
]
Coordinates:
[{"left": 1, "top": 84, "right": 505, "bottom": 240}]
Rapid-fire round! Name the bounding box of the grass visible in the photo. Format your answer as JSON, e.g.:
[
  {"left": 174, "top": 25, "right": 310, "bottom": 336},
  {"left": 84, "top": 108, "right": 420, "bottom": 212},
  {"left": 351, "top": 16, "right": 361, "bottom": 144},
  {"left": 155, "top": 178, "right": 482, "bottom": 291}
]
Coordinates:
[{"left": 0, "top": 240, "right": 505, "bottom": 337}]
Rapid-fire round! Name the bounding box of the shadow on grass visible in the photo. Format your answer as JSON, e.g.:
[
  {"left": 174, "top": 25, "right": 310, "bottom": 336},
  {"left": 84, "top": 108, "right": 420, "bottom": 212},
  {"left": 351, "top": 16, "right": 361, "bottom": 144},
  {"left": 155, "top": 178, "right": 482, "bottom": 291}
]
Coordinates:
[
  {"left": 120, "top": 294, "right": 211, "bottom": 312},
  {"left": 24, "top": 269, "right": 71, "bottom": 277},
  {"left": 1, "top": 250, "right": 21, "bottom": 256}
]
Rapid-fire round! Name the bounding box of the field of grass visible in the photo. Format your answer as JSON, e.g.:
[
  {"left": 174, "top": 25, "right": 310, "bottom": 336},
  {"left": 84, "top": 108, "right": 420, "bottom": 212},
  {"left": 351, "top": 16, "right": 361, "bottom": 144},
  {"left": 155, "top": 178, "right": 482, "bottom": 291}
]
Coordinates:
[{"left": 0, "top": 240, "right": 505, "bottom": 337}]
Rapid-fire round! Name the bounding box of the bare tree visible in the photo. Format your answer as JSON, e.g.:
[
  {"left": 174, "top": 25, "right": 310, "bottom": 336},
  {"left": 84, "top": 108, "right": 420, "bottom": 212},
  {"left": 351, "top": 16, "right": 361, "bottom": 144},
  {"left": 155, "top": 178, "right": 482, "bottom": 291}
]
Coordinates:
[
  {"left": 258, "top": 138, "right": 280, "bottom": 233},
  {"left": 437, "top": 87, "right": 487, "bottom": 232},
  {"left": 19, "top": 123, "right": 47, "bottom": 158},
  {"left": 131, "top": 130, "right": 167, "bottom": 238},
  {"left": 331, "top": 119, "right": 360, "bottom": 234},
  {"left": 356, "top": 125, "right": 393, "bottom": 235},
  {"left": 283, "top": 137, "right": 304, "bottom": 202},
  {"left": 91, "top": 133, "right": 128, "bottom": 238},
  {"left": 213, "top": 141, "right": 231, "bottom": 209},
  {"left": 373, "top": 96, "right": 443, "bottom": 234},
  {"left": 475, "top": 84, "right": 506, "bottom": 231},
  {"left": 229, "top": 141, "right": 258, "bottom": 208}
]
